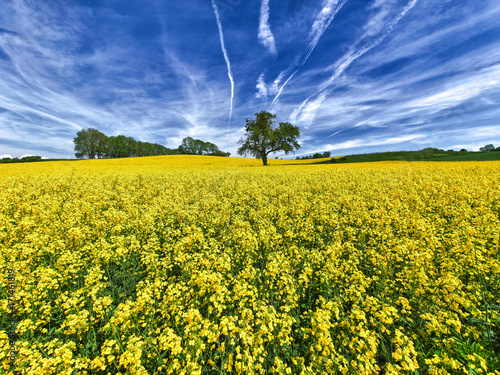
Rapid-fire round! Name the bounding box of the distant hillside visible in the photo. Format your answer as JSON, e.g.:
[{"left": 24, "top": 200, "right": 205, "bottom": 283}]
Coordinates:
[{"left": 313, "top": 149, "right": 500, "bottom": 164}]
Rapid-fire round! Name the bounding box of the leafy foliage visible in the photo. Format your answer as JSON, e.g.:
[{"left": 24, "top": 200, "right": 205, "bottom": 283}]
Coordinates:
[
  {"left": 73, "top": 129, "right": 171, "bottom": 159},
  {"left": 73, "top": 128, "right": 108, "bottom": 159},
  {"left": 237, "top": 111, "right": 300, "bottom": 165},
  {"left": 178, "top": 137, "right": 230, "bottom": 156},
  {"left": 480, "top": 144, "right": 496, "bottom": 152}
]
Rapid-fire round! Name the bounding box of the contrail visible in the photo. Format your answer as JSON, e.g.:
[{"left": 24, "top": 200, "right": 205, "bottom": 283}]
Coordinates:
[
  {"left": 259, "top": 0, "right": 277, "bottom": 55},
  {"left": 212, "top": 0, "right": 234, "bottom": 126},
  {"left": 269, "top": 69, "right": 298, "bottom": 109},
  {"left": 294, "top": 0, "right": 419, "bottom": 123},
  {"left": 326, "top": 129, "right": 345, "bottom": 138},
  {"left": 268, "top": 0, "right": 347, "bottom": 107},
  {"left": 301, "top": 0, "right": 348, "bottom": 66}
]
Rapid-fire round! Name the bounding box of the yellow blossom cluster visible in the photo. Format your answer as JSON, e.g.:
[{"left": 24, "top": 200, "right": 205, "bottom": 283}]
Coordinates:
[{"left": 1, "top": 156, "right": 499, "bottom": 374}]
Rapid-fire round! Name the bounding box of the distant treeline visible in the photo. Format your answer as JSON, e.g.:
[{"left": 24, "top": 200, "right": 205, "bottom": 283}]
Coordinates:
[
  {"left": 296, "top": 151, "right": 331, "bottom": 160},
  {"left": 1, "top": 155, "right": 43, "bottom": 163},
  {"left": 296, "top": 145, "right": 500, "bottom": 161},
  {"left": 73, "top": 129, "right": 230, "bottom": 159}
]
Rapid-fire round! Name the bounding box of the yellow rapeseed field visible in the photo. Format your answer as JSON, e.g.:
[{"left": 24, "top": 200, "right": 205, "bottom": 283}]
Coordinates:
[{"left": 1, "top": 156, "right": 499, "bottom": 375}]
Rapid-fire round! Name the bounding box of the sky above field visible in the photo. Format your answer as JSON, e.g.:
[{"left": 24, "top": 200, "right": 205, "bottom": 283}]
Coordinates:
[{"left": 1, "top": 0, "right": 500, "bottom": 159}]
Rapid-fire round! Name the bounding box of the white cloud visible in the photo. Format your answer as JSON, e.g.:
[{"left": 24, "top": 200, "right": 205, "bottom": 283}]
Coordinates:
[
  {"left": 255, "top": 73, "right": 268, "bottom": 99},
  {"left": 0, "top": 154, "right": 13, "bottom": 159},
  {"left": 295, "top": 92, "right": 327, "bottom": 128},
  {"left": 406, "top": 65, "right": 500, "bottom": 110},
  {"left": 364, "top": 0, "right": 396, "bottom": 37},
  {"left": 256, "top": 71, "right": 287, "bottom": 100},
  {"left": 289, "top": 98, "right": 309, "bottom": 123},
  {"left": 258, "top": 0, "right": 277, "bottom": 55}
]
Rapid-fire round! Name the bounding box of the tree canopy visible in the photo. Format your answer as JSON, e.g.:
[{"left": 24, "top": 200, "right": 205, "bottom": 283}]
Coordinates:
[
  {"left": 178, "top": 137, "right": 230, "bottom": 156},
  {"left": 480, "top": 144, "right": 496, "bottom": 152},
  {"left": 237, "top": 111, "right": 300, "bottom": 165},
  {"left": 73, "top": 128, "right": 108, "bottom": 159},
  {"left": 73, "top": 129, "right": 171, "bottom": 159}
]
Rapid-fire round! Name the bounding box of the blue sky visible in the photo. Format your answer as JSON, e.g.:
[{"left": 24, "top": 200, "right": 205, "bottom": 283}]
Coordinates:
[{"left": 1, "top": 0, "right": 500, "bottom": 159}]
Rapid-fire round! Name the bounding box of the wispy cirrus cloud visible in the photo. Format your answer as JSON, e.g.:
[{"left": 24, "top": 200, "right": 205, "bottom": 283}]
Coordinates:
[
  {"left": 256, "top": 71, "right": 285, "bottom": 99},
  {"left": 405, "top": 64, "right": 500, "bottom": 111},
  {"left": 0, "top": 0, "right": 240, "bottom": 157},
  {"left": 258, "top": 0, "right": 277, "bottom": 55},
  {"left": 255, "top": 73, "right": 268, "bottom": 99}
]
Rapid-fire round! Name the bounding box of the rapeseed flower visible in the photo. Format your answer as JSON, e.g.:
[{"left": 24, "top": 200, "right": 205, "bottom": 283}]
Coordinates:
[{"left": 0, "top": 157, "right": 499, "bottom": 374}]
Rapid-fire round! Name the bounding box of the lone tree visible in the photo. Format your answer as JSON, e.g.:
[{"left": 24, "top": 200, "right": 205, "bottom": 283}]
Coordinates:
[
  {"left": 73, "top": 128, "right": 108, "bottom": 159},
  {"left": 237, "top": 111, "right": 300, "bottom": 166}
]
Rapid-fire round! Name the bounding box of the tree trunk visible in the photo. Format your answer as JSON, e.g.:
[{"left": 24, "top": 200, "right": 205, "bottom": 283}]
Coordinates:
[{"left": 262, "top": 154, "right": 268, "bottom": 166}]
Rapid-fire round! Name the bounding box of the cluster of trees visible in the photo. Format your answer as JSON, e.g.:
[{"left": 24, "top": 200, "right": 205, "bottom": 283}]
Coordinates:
[
  {"left": 178, "top": 137, "right": 230, "bottom": 157},
  {"left": 479, "top": 144, "right": 500, "bottom": 152},
  {"left": 74, "top": 129, "right": 171, "bottom": 159},
  {"left": 104, "top": 135, "right": 171, "bottom": 158},
  {"left": 73, "top": 129, "right": 230, "bottom": 159}
]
